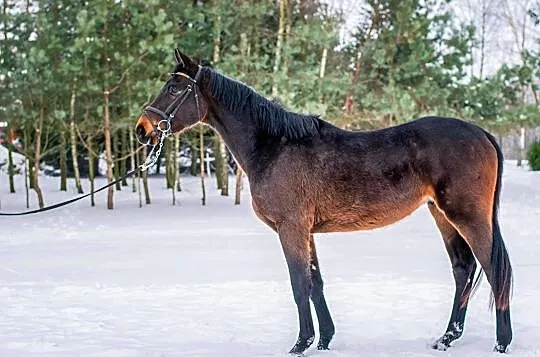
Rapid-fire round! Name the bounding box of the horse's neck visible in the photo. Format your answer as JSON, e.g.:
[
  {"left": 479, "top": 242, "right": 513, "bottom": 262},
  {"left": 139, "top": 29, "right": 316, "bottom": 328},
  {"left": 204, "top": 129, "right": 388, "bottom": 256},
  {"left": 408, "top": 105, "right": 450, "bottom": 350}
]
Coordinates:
[{"left": 206, "top": 105, "right": 257, "bottom": 174}]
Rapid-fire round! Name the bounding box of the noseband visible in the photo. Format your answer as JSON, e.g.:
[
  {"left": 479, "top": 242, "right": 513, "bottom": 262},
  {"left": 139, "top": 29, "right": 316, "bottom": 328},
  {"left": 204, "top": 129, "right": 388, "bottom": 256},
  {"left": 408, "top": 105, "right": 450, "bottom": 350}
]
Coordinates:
[{"left": 140, "top": 66, "right": 203, "bottom": 171}]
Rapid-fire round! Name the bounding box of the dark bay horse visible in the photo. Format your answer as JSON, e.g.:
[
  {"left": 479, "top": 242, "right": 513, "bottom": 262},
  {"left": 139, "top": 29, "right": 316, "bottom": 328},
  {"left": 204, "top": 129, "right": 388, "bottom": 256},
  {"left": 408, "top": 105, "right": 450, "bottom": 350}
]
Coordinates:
[{"left": 135, "top": 49, "right": 513, "bottom": 354}]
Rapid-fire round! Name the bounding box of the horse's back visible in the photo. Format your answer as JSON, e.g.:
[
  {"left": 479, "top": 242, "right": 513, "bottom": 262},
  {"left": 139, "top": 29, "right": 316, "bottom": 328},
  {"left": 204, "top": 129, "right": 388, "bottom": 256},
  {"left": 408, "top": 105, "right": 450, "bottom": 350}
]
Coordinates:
[
  {"left": 320, "top": 116, "right": 494, "bottom": 175},
  {"left": 323, "top": 116, "right": 487, "bottom": 148}
]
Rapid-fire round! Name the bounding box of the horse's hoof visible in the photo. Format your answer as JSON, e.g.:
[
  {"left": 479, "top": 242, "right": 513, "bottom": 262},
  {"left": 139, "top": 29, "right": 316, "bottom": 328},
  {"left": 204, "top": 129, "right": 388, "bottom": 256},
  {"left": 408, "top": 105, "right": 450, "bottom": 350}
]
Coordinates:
[
  {"left": 289, "top": 336, "right": 314, "bottom": 355},
  {"left": 317, "top": 337, "right": 332, "bottom": 350},
  {"left": 494, "top": 344, "right": 509, "bottom": 353},
  {"left": 317, "top": 344, "right": 330, "bottom": 351},
  {"left": 432, "top": 327, "right": 462, "bottom": 351},
  {"left": 431, "top": 337, "right": 450, "bottom": 351}
]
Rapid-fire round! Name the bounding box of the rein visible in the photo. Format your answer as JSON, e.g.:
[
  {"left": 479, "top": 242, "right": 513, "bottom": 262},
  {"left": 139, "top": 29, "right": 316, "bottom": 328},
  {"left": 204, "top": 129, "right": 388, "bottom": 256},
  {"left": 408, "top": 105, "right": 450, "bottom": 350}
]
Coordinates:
[{"left": 0, "top": 67, "right": 202, "bottom": 216}]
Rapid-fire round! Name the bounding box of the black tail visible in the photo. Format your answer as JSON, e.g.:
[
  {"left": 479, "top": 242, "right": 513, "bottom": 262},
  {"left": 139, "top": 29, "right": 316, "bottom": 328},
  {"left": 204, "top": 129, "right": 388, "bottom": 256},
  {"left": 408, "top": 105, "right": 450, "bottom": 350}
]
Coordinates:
[{"left": 484, "top": 131, "right": 513, "bottom": 310}]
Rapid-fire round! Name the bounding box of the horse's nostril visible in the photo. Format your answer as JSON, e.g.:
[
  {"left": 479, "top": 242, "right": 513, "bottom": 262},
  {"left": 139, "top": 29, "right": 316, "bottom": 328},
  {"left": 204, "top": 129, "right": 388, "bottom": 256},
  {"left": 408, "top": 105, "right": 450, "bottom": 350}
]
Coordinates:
[
  {"left": 136, "top": 125, "right": 147, "bottom": 141},
  {"left": 135, "top": 117, "right": 157, "bottom": 145},
  {"left": 136, "top": 125, "right": 145, "bottom": 137}
]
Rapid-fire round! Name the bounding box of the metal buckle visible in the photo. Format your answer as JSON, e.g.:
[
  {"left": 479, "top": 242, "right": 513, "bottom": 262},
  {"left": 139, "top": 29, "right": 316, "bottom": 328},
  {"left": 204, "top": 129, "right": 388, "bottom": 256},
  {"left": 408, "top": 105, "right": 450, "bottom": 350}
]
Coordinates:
[{"left": 157, "top": 119, "right": 171, "bottom": 134}]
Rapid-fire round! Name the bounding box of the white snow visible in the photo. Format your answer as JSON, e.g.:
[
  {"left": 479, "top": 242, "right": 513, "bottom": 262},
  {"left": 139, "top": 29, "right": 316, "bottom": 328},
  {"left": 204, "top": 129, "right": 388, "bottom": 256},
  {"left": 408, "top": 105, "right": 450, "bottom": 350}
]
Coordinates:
[{"left": 0, "top": 164, "right": 539, "bottom": 357}]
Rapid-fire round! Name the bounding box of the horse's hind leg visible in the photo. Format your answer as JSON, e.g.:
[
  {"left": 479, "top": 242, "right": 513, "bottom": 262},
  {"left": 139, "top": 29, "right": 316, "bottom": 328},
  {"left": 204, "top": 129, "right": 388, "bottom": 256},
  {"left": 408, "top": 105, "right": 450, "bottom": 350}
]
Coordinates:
[
  {"left": 428, "top": 202, "right": 477, "bottom": 350},
  {"left": 435, "top": 194, "right": 512, "bottom": 353},
  {"left": 308, "top": 234, "right": 335, "bottom": 350},
  {"left": 446, "top": 214, "right": 512, "bottom": 352}
]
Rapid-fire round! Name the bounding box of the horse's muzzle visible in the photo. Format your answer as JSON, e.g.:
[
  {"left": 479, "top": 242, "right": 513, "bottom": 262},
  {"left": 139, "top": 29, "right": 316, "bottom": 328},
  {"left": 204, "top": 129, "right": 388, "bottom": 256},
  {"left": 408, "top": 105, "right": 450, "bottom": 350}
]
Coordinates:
[{"left": 135, "top": 115, "right": 158, "bottom": 145}]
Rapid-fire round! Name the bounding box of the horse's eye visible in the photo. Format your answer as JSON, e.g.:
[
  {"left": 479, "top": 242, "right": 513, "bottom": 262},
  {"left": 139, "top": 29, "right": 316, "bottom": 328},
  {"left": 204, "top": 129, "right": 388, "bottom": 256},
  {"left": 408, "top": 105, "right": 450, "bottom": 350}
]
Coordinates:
[{"left": 168, "top": 84, "right": 179, "bottom": 95}]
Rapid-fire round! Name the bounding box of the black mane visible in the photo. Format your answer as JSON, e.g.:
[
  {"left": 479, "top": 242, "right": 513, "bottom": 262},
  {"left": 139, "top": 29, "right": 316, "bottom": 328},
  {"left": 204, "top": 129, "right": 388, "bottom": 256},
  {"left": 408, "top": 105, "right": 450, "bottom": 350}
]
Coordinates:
[{"left": 207, "top": 70, "right": 320, "bottom": 139}]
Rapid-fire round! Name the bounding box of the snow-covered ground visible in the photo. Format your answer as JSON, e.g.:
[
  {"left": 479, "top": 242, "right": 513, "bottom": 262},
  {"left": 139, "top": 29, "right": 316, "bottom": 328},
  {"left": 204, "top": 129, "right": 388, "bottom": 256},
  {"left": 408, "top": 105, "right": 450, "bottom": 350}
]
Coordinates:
[{"left": 0, "top": 164, "right": 539, "bottom": 357}]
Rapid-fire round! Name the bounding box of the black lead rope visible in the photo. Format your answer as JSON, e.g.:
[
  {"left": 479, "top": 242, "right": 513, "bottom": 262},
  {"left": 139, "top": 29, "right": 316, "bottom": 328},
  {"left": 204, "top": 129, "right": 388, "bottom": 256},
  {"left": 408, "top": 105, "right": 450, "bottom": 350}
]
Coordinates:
[{"left": 0, "top": 167, "right": 141, "bottom": 216}]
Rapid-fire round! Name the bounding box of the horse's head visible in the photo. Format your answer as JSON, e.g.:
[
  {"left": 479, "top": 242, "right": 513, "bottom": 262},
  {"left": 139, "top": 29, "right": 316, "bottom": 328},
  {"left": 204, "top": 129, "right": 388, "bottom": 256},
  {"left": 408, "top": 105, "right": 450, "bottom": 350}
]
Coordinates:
[{"left": 135, "top": 49, "right": 208, "bottom": 145}]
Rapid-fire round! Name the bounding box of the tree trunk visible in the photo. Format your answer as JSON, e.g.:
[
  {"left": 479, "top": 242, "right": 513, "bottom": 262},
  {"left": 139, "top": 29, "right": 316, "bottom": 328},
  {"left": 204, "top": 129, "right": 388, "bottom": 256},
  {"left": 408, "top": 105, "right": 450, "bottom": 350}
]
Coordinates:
[
  {"left": 171, "top": 136, "right": 178, "bottom": 205},
  {"left": 240, "top": 32, "right": 248, "bottom": 68},
  {"left": 87, "top": 135, "right": 95, "bottom": 207},
  {"left": 23, "top": 127, "right": 30, "bottom": 207},
  {"left": 26, "top": 125, "right": 34, "bottom": 190},
  {"left": 165, "top": 136, "right": 173, "bottom": 188},
  {"left": 175, "top": 135, "right": 181, "bottom": 192},
  {"left": 24, "top": 158, "right": 29, "bottom": 208},
  {"left": 283, "top": 0, "right": 292, "bottom": 76},
  {"left": 103, "top": 7, "right": 114, "bottom": 208},
  {"left": 211, "top": 8, "right": 228, "bottom": 195},
  {"left": 72, "top": 124, "right": 86, "bottom": 170},
  {"left": 59, "top": 129, "right": 67, "bottom": 191},
  {"left": 33, "top": 94, "right": 45, "bottom": 209},
  {"left": 129, "top": 128, "right": 137, "bottom": 192},
  {"left": 219, "top": 138, "right": 228, "bottom": 196},
  {"left": 213, "top": 135, "right": 224, "bottom": 189},
  {"left": 319, "top": 47, "right": 328, "bottom": 79},
  {"left": 319, "top": 45, "right": 328, "bottom": 103},
  {"left": 234, "top": 167, "right": 243, "bottom": 205},
  {"left": 7, "top": 135, "right": 15, "bottom": 193},
  {"left": 103, "top": 90, "right": 114, "bottom": 209},
  {"left": 504, "top": 0, "right": 529, "bottom": 104},
  {"left": 517, "top": 127, "right": 525, "bottom": 166},
  {"left": 190, "top": 142, "right": 197, "bottom": 176},
  {"left": 120, "top": 128, "right": 128, "bottom": 187},
  {"left": 478, "top": 0, "right": 487, "bottom": 79},
  {"left": 213, "top": 13, "right": 221, "bottom": 65},
  {"left": 344, "top": 47, "right": 363, "bottom": 116},
  {"left": 69, "top": 84, "right": 84, "bottom": 194},
  {"left": 136, "top": 142, "right": 142, "bottom": 207},
  {"left": 113, "top": 130, "right": 121, "bottom": 191},
  {"left": 4, "top": 1, "right": 14, "bottom": 194},
  {"left": 83, "top": 98, "right": 95, "bottom": 206},
  {"left": 142, "top": 146, "right": 151, "bottom": 204},
  {"left": 199, "top": 126, "right": 206, "bottom": 206},
  {"left": 271, "top": 0, "right": 288, "bottom": 97}
]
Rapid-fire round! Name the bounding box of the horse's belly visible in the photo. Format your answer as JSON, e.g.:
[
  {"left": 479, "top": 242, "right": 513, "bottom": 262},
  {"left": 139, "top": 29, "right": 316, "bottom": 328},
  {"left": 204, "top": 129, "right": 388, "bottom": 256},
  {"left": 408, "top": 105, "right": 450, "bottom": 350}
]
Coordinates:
[{"left": 313, "top": 194, "right": 430, "bottom": 233}]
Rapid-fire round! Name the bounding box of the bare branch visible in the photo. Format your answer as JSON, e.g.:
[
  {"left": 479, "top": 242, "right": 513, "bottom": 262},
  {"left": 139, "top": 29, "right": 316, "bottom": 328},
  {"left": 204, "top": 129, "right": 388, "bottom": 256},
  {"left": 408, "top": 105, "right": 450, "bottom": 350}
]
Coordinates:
[
  {"left": 75, "top": 124, "right": 100, "bottom": 158},
  {"left": 113, "top": 145, "right": 144, "bottom": 163}
]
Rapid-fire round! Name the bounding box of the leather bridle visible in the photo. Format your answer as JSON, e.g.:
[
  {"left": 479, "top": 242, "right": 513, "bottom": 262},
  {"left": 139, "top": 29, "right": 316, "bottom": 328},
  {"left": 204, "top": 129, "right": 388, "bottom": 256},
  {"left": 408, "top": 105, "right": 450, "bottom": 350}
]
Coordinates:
[
  {"left": 137, "top": 65, "right": 203, "bottom": 171},
  {"left": 141, "top": 65, "right": 203, "bottom": 145}
]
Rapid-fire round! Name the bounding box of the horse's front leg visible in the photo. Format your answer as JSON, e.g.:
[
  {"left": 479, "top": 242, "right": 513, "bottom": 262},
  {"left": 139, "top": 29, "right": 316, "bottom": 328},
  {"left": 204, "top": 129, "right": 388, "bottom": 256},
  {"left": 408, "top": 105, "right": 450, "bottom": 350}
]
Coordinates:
[
  {"left": 309, "top": 233, "right": 335, "bottom": 350},
  {"left": 277, "top": 221, "right": 315, "bottom": 355}
]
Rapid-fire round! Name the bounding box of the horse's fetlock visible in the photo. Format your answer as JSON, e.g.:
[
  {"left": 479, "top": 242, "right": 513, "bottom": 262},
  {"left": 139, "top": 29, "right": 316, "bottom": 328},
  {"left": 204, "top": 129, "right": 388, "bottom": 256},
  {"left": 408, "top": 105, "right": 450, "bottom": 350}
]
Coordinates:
[
  {"left": 321, "top": 324, "right": 335, "bottom": 339},
  {"left": 449, "top": 322, "right": 463, "bottom": 336}
]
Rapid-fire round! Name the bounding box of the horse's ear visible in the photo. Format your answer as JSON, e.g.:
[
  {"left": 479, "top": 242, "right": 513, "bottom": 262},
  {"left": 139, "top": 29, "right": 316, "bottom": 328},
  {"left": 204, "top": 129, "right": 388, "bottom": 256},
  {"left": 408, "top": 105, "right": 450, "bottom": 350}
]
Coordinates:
[
  {"left": 174, "top": 48, "right": 199, "bottom": 77},
  {"left": 174, "top": 48, "right": 196, "bottom": 69},
  {"left": 174, "top": 48, "right": 185, "bottom": 66}
]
